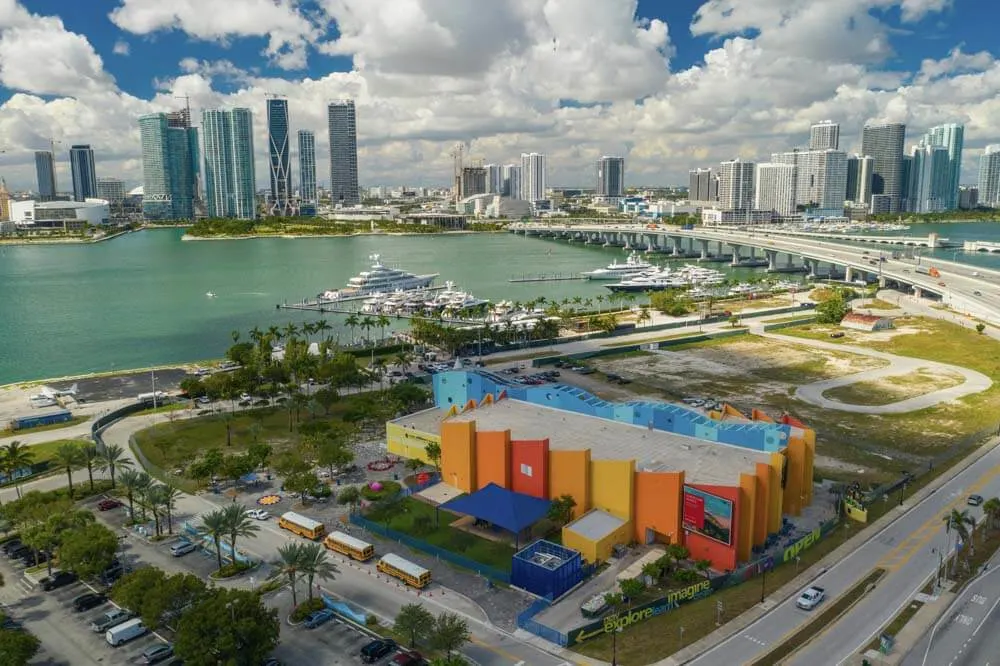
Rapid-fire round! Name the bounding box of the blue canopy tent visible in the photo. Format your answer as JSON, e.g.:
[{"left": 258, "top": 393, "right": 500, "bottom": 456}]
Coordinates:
[{"left": 440, "top": 483, "right": 552, "bottom": 548}]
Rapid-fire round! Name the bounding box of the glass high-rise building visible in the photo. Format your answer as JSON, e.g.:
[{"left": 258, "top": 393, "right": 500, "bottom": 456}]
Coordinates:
[
  {"left": 138, "top": 113, "right": 199, "bottom": 220},
  {"left": 202, "top": 108, "right": 257, "bottom": 220},
  {"left": 978, "top": 145, "right": 1000, "bottom": 207},
  {"left": 846, "top": 155, "right": 874, "bottom": 206},
  {"left": 484, "top": 164, "right": 502, "bottom": 194},
  {"left": 596, "top": 156, "right": 625, "bottom": 198},
  {"left": 69, "top": 144, "right": 98, "bottom": 201},
  {"left": 919, "top": 123, "right": 964, "bottom": 210},
  {"left": 298, "top": 130, "right": 317, "bottom": 204},
  {"left": 96, "top": 178, "right": 126, "bottom": 204},
  {"left": 267, "top": 98, "right": 292, "bottom": 216},
  {"left": 861, "top": 122, "right": 906, "bottom": 213},
  {"left": 809, "top": 121, "right": 840, "bottom": 151},
  {"left": 328, "top": 100, "right": 359, "bottom": 205},
  {"left": 907, "top": 144, "right": 951, "bottom": 213},
  {"left": 501, "top": 164, "right": 521, "bottom": 199},
  {"left": 34, "top": 151, "right": 56, "bottom": 199},
  {"left": 520, "top": 152, "right": 546, "bottom": 202}
]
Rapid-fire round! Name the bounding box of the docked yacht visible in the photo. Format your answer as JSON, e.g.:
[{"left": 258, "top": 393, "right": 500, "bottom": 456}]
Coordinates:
[
  {"left": 424, "top": 282, "right": 489, "bottom": 313},
  {"left": 582, "top": 252, "right": 655, "bottom": 280},
  {"left": 319, "top": 254, "right": 439, "bottom": 301},
  {"left": 606, "top": 264, "right": 726, "bottom": 293}
]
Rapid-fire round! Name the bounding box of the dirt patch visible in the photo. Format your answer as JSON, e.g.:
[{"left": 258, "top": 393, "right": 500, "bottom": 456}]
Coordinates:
[{"left": 822, "top": 367, "right": 966, "bottom": 407}]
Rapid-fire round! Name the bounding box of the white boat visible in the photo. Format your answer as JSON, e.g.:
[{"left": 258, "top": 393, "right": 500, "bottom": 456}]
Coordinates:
[
  {"left": 319, "top": 254, "right": 439, "bottom": 302},
  {"left": 607, "top": 265, "right": 726, "bottom": 293},
  {"left": 206, "top": 291, "right": 217, "bottom": 298},
  {"left": 424, "top": 281, "right": 489, "bottom": 313},
  {"left": 582, "top": 252, "right": 655, "bottom": 280}
]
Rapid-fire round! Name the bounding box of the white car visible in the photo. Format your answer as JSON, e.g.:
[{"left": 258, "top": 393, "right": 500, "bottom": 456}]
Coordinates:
[
  {"left": 796, "top": 586, "right": 826, "bottom": 610},
  {"left": 245, "top": 509, "right": 270, "bottom": 521}
]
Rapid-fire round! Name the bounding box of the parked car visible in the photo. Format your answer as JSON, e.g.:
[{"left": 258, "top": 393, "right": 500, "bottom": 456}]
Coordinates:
[
  {"left": 303, "top": 608, "right": 335, "bottom": 629},
  {"left": 20, "top": 549, "right": 49, "bottom": 566},
  {"left": 1, "top": 538, "right": 23, "bottom": 555},
  {"left": 41, "top": 571, "right": 78, "bottom": 591},
  {"left": 796, "top": 586, "right": 826, "bottom": 610},
  {"left": 170, "top": 540, "right": 197, "bottom": 557},
  {"left": 968, "top": 494, "right": 985, "bottom": 507},
  {"left": 361, "top": 639, "right": 397, "bottom": 663},
  {"left": 6, "top": 544, "right": 30, "bottom": 560},
  {"left": 91, "top": 608, "right": 134, "bottom": 633},
  {"left": 99, "top": 559, "right": 126, "bottom": 584},
  {"left": 72, "top": 592, "right": 108, "bottom": 612},
  {"left": 97, "top": 498, "right": 123, "bottom": 511},
  {"left": 246, "top": 509, "right": 270, "bottom": 521},
  {"left": 195, "top": 396, "right": 211, "bottom": 405},
  {"left": 141, "top": 643, "right": 174, "bottom": 664},
  {"left": 392, "top": 651, "right": 427, "bottom": 665}
]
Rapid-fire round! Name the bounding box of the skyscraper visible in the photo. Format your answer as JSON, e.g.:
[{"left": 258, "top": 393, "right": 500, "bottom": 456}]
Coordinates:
[
  {"left": 754, "top": 163, "right": 797, "bottom": 215},
  {"left": 771, "top": 149, "right": 847, "bottom": 211},
  {"left": 298, "top": 130, "right": 317, "bottom": 204},
  {"left": 907, "top": 145, "right": 951, "bottom": 213},
  {"left": 34, "top": 151, "right": 56, "bottom": 199},
  {"left": 459, "top": 167, "right": 487, "bottom": 199},
  {"left": 861, "top": 122, "right": 906, "bottom": 213},
  {"left": 809, "top": 121, "right": 840, "bottom": 151},
  {"left": 688, "top": 168, "right": 716, "bottom": 203},
  {"left": 69, "top": 145, "right": 98, "bottom": 201},
  {"left": 202, "top": 108, "right": 256, "bottom": 220},
  {"left": 978, "top": 145, "right": 1000, "bottom": 207},
  {"left": 846, "top": 155, "right": 875, "bottom": 206},
  {"left": 596, "top": 156, "right": 625, "bottom": 198},
  {"left": 718, "top": 159, "right": 755, "bottom": 211},
  {"left": 520, "top": 153, "right": 546, "bottom": 202},
  {"left": 484, "top": 164, "right": 502, "bottom": 194},
  {"left": 138, "top": 113, "right": 199, "bottom": 220},
  {"left": 501, "top": 164, "right": 522, "bottom": 199},
  {"left": 267, "top": 98, "right": 292, "bottom": 216},
  {"left": 96, "top": 177, "right": 126, "bottom": 204},
  {"left": 920, "top": 123, "right": 964, "bottom": 210},
  {"left": 328, "top": 100, "right": 359, "bottom": 205}
]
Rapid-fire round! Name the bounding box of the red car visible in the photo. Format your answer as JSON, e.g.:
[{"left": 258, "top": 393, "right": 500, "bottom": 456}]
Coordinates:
[
  {"left": 391, "top": 652, "right": 426, "bottom": 666},
  {"left": 97, "top": 498, "right": 122, "bottom": 511}
]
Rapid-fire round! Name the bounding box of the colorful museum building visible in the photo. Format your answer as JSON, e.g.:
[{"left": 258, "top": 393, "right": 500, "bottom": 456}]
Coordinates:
[{"left": 388, "top": 370, "right": 815, "bottom": 572}]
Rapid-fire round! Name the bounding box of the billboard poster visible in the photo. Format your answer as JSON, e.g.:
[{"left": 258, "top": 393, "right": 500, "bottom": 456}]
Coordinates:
[{"left": 682, "top": 486, "right": 733, "bottom": 545}]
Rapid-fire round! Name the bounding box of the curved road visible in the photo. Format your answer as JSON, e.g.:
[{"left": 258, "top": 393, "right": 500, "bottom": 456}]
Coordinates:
[{"left": 754, "top": 329, "right": 993, "bottom": 415}]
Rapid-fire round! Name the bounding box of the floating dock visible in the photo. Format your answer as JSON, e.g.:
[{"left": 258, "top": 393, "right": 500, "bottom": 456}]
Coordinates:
[{"left": 508, "top": 273, "right": 586, "bottom": 283}]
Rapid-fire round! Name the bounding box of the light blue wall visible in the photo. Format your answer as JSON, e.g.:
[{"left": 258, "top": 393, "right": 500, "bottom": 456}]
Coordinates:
[{"left": 433, "top": 371, "right": 790, "bottom": 453}]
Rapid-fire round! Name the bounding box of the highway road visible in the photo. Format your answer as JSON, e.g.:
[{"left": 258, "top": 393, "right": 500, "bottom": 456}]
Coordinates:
[
  {"left": 686, "top": 441, "right": 1000, "bottom": 666},
  {"left": 904, "top": 551, "right": 1000, "bottom": 666}
]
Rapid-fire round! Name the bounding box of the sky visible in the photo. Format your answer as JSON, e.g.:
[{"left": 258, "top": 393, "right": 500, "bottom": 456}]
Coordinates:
[{"left": 0, "top": 0, "right": 997, "bottom": 191}]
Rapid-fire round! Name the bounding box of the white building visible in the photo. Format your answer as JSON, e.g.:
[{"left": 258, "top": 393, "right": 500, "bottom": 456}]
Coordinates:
[
  {"left": 908, "top": 144, "right": 952, "bottom": 213},
  {"left": 920, "top": 123, "right": 964, "bottom": 210},
  {"left": 809, "top": 121, "right": 840, "bottom": 151},
  {"left": 459, "top": 194, "right": 532, "bottom": 219},
  {"left": 718, "top": 159, "right": 755, "bottom": 211},
  {"left": 502, "top": 164, "right": 522, "bottom": 199},
  {"left": 520, "top": 153, "right": 546, "bottom": 202},
  {"left": 978, "top": 145, "right": 1000, "bottom": 207},
  {"left": 754, "top": 163, "right": 797, "bottom": 215},
  {"left": 701, "top": 208, "right": 773, "bottom": 225},
  {"left": 771, "top": 149, "right": 847, "bottom": 212},
  {"left": 9, "top": 199, "right": 110, "bottom": 231}
]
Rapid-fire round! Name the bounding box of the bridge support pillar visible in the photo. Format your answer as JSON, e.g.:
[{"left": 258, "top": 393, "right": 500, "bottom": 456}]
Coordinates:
[
  {"left": 766, "top": 250, "right": 778, "bottom": 271},
  {"left": 844, "top": 267, "right": 854, "bottom": 283},
  {"left": 804, "top": 259, "right": 816, "bottom": 278},
  {"left": 699, "top": 240, "right": 709, "bottom": 261},
  {"left": 730, "top": 245, "right": 742, "bottom": 267},
  {"left": 878, "top": 276, "right": 887, "bottom": 288},
  {"left": 671, "top": 237, "right": 682, "bottom": 256},
  {"left": 913, "top": 286, "right": 923, "bottom": 298}
]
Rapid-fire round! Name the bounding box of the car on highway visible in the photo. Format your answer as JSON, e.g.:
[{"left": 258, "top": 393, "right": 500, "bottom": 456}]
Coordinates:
[
  {"left": 41, "top": 571, "right": 78, "bottom": 591},
  {"left": 796, "top": 586, "right": 826, "bottom": 610},
  {"left": 968, "top": 494, "right": 984, "bottom": 506},
  {"left": 246, "top": 509, "right": 270, "bottom": 520},
  {"left": 72, "top": 592, "right": 108, "bottom": 612},
  {"left": 303, "top": 608, "right": 335, "bottom": 629},
  {"left": 141, "top": 643, "right": 174, "bottom": 664},
  {"left": 97, "top": 498, "right": 123, "bottom": 511},
  {"left": 974, "top": 290, "right": 982, "bottom": 296},
  {"left": 360, "top": 639, "right": 397, "bottom": 663},
  {"left": 170, "top": 540, "right": 198, "bottom": 557},
  {"left": 91, "top": 608, "right": 134, "bottom": 633}
]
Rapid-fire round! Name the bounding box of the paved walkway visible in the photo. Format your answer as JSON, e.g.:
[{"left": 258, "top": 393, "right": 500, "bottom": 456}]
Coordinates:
[{"left": 750, "top": 326, "right": 993, "bottom": 415}]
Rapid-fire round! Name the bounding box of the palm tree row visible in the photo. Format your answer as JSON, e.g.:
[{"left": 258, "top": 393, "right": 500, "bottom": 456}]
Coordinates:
[
  {"left": 270, "top": 541, "right": 339, "bottom": 608},
  {"left": 342, "top": 314, "right": 392, "bottom": 348},
  {"left": 117, "top": 468, "right": 181, "bottom": 538},
  {"left": 197, "top": 504, "right": 261, "bottom": 572}
]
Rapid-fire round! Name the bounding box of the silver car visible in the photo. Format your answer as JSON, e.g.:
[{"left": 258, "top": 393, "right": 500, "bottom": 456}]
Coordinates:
[{"left": 170, "top": 540, "right": 197, "bottom": 557}]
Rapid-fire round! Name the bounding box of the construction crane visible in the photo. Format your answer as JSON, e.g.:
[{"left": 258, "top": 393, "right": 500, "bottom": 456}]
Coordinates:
[{"left": 172, "top": 95, "right": 193, "bottom": 127}]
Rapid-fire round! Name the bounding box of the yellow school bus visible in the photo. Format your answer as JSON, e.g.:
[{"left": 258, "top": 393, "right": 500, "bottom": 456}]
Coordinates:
[
  {"left": 324, "top": 530, "right": 375, "bottom": 562},
  {"left": 278, "top": 511, "right": 326, "bottom": 541},
  {"left": 376, "top": 553, "right": 431, "bottom": 589}
]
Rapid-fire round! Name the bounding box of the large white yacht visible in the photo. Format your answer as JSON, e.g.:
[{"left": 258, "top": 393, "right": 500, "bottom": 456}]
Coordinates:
[
  {"left": 319, "top": 254, "right": 439, "bottom": 301},
  {"left": 606, "top": 264, "right": 726, "bottom": 293},
  {"left": 582, "top": 252, "right": 655, "bottom": 280}
]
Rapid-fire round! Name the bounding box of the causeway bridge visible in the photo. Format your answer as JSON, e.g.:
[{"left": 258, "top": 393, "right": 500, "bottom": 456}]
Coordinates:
[
  {"left": 964, "top": 240, "right": 1000, "bottom": 253},
  {"left": 743, "top": 228, "right": 957, "bottom": 248}
]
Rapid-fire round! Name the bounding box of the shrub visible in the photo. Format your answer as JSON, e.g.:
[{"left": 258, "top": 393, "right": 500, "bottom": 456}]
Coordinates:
[
  {"left": 360, "top": 480, "right": 401, "bottom": 501},
  {"left": 411, "top": 515, "right": 434, "bottom": 536},
  {"left": 290, "top": 597, "right": 325, "bottom": 623},
  {"left": 214, "top": 561, "right": 253, "bottom": 579}
]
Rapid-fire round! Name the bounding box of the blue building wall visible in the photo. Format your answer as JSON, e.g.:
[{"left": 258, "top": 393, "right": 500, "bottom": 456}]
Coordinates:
[
  {"left": 511, "top": 540, "right": 583, "bottom": 600},
  {"left": 11, "top": 409, "right": 72, "bottom": 431},
  {"left": 433, "top": 371, "right": 789, "bottom": 453}
]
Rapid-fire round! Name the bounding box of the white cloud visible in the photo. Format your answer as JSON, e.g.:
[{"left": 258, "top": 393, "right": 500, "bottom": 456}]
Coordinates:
[
  {"left": 113, "top": 39, "right": 130, "bottom": 56},
  {"left": 0, "top": 0, "right": 997, "bottom": 192}
]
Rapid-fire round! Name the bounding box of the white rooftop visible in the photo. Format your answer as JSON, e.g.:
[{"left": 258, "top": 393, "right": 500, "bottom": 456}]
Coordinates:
[{"left": 566, "top": 510, "right": 626, "bottom": 541}]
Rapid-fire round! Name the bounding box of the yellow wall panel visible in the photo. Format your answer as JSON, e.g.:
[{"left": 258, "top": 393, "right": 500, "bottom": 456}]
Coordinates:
[
  {"left": 386, "top": 422, "right": 440, "bottom": 463},
  {"left": 590, "top": 459, "right": 636, "bottom": 522},
  {"left": 753, "top": 462, "right": 771, "bottom": 547},
  {"left": 737, "top": 473, "right": 756, "bottom": 562}
]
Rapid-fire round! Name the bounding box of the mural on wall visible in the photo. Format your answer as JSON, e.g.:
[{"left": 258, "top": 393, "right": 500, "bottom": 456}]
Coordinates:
[{"left": 682, "top": 486, "right": 734, "bottom": 546}]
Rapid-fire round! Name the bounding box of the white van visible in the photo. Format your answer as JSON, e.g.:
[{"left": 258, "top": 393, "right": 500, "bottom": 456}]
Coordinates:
[{"left": 106, "top": 617, "right": 147, "bottom": 646}]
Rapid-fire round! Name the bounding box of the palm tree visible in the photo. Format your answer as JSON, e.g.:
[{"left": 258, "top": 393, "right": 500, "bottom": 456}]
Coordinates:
[
  {"left": 230, "top": 330, "right": 241, "bottom": 345},
  {"left": 117, "top": 468, "right": 143, "bottom": 521},
  {"left": 984, "top": 497, "right": 1000, "bottom": 532},
  {"left": 134, "top": 471, "right": 154, "bottom": 522},
  {"left": 1, "top": 441, "right": 35, "bottom": 499},
  {"left": 283, "top": 322, "right": 299, "bottom": 342},
  {"left": 98, "top": 443, "right": 133, "bottom": 489},
  {"left": 344, "top": 314, "right": 360, "bottom": 346},
  {"left": 314, "top": 319, "right": 332, "bottom": 342},
  {"left": 272, "top": 542, "right": 305, "bottom": 607},
  {"left": 376, "top": 314, "right": 391, "bottom": 344},
  {"left": 198, "top": 509, "right": 230, "bottom": 570},
  {"left": 222, "top": 503, "right": 260, "bottom": 568},
  {"left": 81, "top": 443, "right": 100, "bottom": 492},
  {"left": 301, "top": 321, "right": 316, "bottom": 343},
  {"left": 54, "top": 442, "right": 84, "bottom": 497},
  {"left": 360, "top": 316, "right": 376, "bottom": 348},
  {"left": 943, "top": 508, "right": 975, "bottom": 575},
  {"left": 595, "top": 294, "right": 605, "bottom": 314},
  {"left": 393, "top": 351, "right": 413, "bottom": 373},
  {"left": 149, "top": 483, "right": 182, "bottom": 535},
  {"left": 299, "top": 542, "right": 339, "bottom": 601},
  {"left": 145, "top": 484, "right": 165, "bottom": 537}
]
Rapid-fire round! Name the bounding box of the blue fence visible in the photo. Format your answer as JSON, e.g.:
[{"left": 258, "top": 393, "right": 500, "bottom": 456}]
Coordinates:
[
  {"left": 516, "top": 598, "right": 568, "bottom": 646},
  {"left": 348, "top": 513, "right": 512, "bottom": 584}
]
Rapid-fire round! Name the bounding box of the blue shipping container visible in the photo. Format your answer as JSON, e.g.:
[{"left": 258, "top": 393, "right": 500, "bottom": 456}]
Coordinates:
[{"left": 11, "top": 409, "right": 73, "bottom": 431}]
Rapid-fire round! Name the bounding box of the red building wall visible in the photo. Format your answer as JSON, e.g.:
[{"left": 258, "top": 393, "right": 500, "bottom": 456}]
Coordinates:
[
  {"left": 510, "top": 439, "right": 549, "bottom": 498},
  {"left": 682, "top": 484, "right": 740, "bottom": 572}
]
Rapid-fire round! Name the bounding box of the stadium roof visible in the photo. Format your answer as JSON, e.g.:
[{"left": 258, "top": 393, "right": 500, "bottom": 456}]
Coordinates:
[{"left": 441, "top": 483, "right": 552, "bottom": 534}]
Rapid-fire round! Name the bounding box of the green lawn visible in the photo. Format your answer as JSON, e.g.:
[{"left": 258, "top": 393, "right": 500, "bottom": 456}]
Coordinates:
[
  {"left": 365, "top": 497, "right": 517, "bottom": 572},
  {"left": 26, "top": 438, "right": 92, "bottom": 464}
]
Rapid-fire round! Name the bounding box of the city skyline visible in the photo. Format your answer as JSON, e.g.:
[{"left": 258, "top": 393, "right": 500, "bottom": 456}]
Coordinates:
[{"left": 0, "top": 2, "right": 996, "bottom": 191}]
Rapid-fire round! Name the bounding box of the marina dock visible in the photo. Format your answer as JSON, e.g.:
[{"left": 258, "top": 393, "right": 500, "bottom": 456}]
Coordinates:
[{"left": 508, "top": 273, "right": 586, "bottom": 283}]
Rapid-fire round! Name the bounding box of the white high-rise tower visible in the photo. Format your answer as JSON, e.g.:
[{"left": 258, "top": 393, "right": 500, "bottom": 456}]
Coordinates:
[{"left": 520, "top": 152, "right": 546, "bottom": 202}]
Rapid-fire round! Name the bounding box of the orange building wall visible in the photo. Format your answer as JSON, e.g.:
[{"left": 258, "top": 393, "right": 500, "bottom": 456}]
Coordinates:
[
  {"left": 803, "top": 429, "right": 816, "bottom": 505},
  {"left": 510, "top": 439, "right": 549, "bottom": 499},
  {"left": 440, "top": 420, "right": 477, "bottom": 493},
  {"left": 768, "top": 452, "right": 785, "bottom": 533},
  {"left": 475, "top": 430, "right": 511, "bottom": 491},
  {"left": 783, "top": 437, "right": 806, "bottom": 516},
  {"left": 684, "top": 484, "right": 740, "bottom": 571},
  {"left": 737, "top": 473, "right": 757, "bottom": 562},
  {"left": 633, "top": 470, "right": 684, "bottom": 545},
  {"left": 590, "top": 459, "right": 635, "bottom": 521},
  {"left": 548, "top": 450, "right": 591, "bottom": 519},
  {"left": 753, "top": 462, "right": 771, "bottom": 547}
]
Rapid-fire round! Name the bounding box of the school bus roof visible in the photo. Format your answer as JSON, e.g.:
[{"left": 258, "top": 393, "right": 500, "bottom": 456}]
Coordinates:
[
  {"left": 379, "top": 553, "right": 429, "bottom": 579},
  {"left": 327, "top": 531, "right": 373, "bottom": 552},
  {"left": 280, "top": 511, "right": 324, "bottom": 532}
]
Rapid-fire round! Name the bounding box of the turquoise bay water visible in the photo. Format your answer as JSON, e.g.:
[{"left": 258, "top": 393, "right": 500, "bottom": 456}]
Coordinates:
[{"left": 2, "top": 223, "right": 997, "bottom": 384}]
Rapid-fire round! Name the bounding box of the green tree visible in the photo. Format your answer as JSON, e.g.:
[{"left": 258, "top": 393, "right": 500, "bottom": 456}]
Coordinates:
[
  {"left": 117, "top": 468, "right": 143, "bottom": 522},
  {"left": 976, "top": 323, "right": 986, "bottom": 335},
  {"left": 694, "top": 558, "right": 713, "bottom": 581},
  {"left": 619, "top": 577, "right": 645, "bottom": 608},
  {"left": 80, "top": 443, "right": 100, "bottom": 492},
  {"left": 198, "top": 509, "right": 229, "bottom": 570},
  {"left": 424, "top": 442, "right": 442, "bottom": 472},
  {"left": 174, "top": 588, "right": 280, "bottom": 666},
  {"left": 337, "top": 486, "right": 362, "bottom": 514},
  {"left": 0, "top": 629, "right": 40, "bottom": 665},
  {"left": 393, "top": 603, "right": 435, "bottom": 648},
  {"left": 270, "top": 542, "right": 305, "bottom": 608},
  {"left": 816, "top": 291, "right": 850, "bottom": 324},
  {"left": 315, "top": 427, "right": 355, "bottom": 480},
  {"left": 97, "top": 443, "right": 133, "bottom": 489},
  {"left": 221, "top": 503, "right": 260, "bottom": 568},
  {"left": 247, "top": 442, "right": 273, "bottom": 470},
  {"left": 943, "top": 508, "right": 975, "bottom": 575},
  {"left": 54, "top": 442, "right": 85, "bottom": 497},
  {"left": 285, "top": 470, "right": 319, "bottom": 504},
  {"left": 298, "top": 542, "right": 339, "bottom": 601},
  {"left": 983, "top": 497, "right": 1000, "bottom": 532},
  {"left": 431, "top": 612, "right": 470, "bottom": 658},
  {"left": 0, "top": 441, "right": 35, "bottom": 499},
  {"left": 546, "top": 494, "right": 577, "bottom": 527},
  {"left": 58, "top": 523, "right": 118, "bottom": 580}
]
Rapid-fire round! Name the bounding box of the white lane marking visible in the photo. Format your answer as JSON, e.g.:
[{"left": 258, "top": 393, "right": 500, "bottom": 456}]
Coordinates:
[
  {"left": 956, "top": 614, "right": 974, "bottom": 626},
  {"left": 971, "top": 594, "right": 988, "bottom": 605},
  {"left": 972, "top": 594, "right": 1000, "bottom": 637}
]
